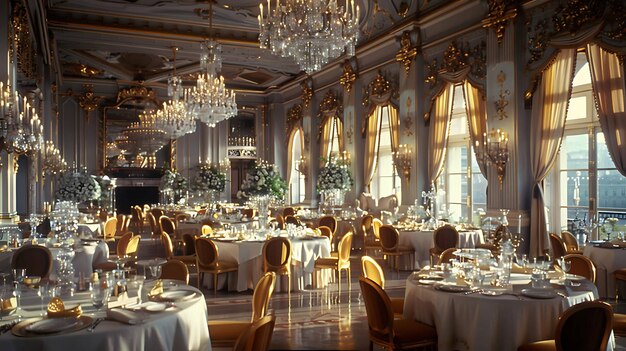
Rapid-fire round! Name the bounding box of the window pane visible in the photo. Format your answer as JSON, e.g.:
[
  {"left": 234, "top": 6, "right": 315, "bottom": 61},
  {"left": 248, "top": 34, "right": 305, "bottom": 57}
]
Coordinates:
[
  {"left": 560, "top": 134, "right": 589, "bottom": 169},
  {"left": 597, "top": 169, "right": 626, "bottom": 209},
  {"left": 447, "top": 174, "right": 467, "bottom": 203},
  {"left": 572, "top": 56, "right": 591, "bottom": 87},
  {"left": 597, "top": 132, "right": 616, "bottom": 169},
  {"left": 472, "top": 172, "right": 487, "bottom": 206},
  {"left": 559, "top": 170, "right": 589, "bottom": 207},
  {"left": 567, "top": 96, "right": 587, "bottom": 121},
  {"left": 447, "top": 146, "right": 466, "bottom": 173}
]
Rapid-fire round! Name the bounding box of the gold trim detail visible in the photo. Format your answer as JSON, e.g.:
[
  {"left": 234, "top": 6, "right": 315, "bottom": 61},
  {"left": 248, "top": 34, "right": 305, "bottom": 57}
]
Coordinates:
[
  {"left": 552, "top": 0, "right": 604, "bottom": 35},
  {"left": 78, "top": 84, "right": 101, "bottom": 113},
  {"left": 495, "top": 71, "right": 510, "bottom": 120},
  {"left": 301, "top": 76, "right": 313, "bottom": 108},
  {"left": 395, "top": 31, "right": 419, "bottom": 75},
  {"left": 482, "top": 0, "right": 517, "bottom": 44},
  {"left": 115, "top": 85, "right": 157, "bottom": 103},
  {"left": 424, "top": 41, "right": 486, "bottom": 88},
  {"left": 317, "top": 90, "right": 343, "bottom": 142},
  {"left": 286, "top": 104, "right": 303, "bottom": 139},
  {"left": 339, "top": 59, "right": 357, "bottom": 93},
  {"left": 404, "top": 97, "right": 414, "bottom": 137},
  {"left": 11, "top": 4, "right": 36, "bottom": 79}
]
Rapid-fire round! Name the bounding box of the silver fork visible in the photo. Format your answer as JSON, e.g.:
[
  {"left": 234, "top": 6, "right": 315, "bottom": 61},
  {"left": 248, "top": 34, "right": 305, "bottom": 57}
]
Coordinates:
[{"left": 87, "top": 318, "right": 104, "bottom": 332}]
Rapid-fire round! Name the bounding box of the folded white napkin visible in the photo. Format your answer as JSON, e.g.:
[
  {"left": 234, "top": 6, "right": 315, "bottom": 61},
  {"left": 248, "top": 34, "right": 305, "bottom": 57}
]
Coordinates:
[{"left": 106, "top": 308, "right": 147, "bottom": 325}]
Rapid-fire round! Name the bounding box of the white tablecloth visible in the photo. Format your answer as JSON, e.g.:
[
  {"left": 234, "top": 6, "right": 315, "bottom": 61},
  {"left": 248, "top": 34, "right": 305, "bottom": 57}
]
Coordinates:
[
  {"left": 0, "top": 241, "right": 109, "bottom": 278},
  {"left": 204, "top": 236, "right": 332, "bottom": 292},
  {"left": 398, "top": 229, "right": 484, "bottom": 268},
  {"left": 78, "top": 223, "right": 102, "bottom": 237},
  {"left": 584, "top": 245, "right": 626, "bottom": 298},
  {"left": 0, "top": 281, "right": 210, "bottom": 351},
  {"left": 403, "top": 272, "right": 611, "bottom": 351}
]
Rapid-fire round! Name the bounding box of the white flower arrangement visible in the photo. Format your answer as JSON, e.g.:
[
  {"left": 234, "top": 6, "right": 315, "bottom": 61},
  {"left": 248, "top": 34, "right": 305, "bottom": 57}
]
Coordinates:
[
  {"left": 317, "top": 157, "right": 353, "bottom": 192},
  {"left": 191, "top": 164, "right": 226, "bottom": 192},
  {"left": 56, "top": 171, "right": 101, "bottom": 203},
  {"left": 237, "top": 160, "right": 287, "bottom": 199},
  {"left": 160, "top": 169, "right": 188, "bottom": 191}
]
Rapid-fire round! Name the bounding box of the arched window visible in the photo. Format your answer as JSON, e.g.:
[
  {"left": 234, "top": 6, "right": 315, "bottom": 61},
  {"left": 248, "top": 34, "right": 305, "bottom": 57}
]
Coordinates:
[
  {"left": 288, "top": 128, "right": 305, "bottom": 204},
  {"left": 369, "top": 105, "right": 401, "bottom": 201}
]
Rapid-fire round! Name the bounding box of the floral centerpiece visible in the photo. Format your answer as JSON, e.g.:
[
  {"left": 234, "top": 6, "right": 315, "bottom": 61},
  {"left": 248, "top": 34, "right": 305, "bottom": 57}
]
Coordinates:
[
  {"left": 56, "top": 170, "right": 101, "bottom": 203},
  {"left": 238, "top": 160, "right": 287, "bottom": 230},
  {"left": 317, "top": 157, "right": 353, "bottom": 206},
  {"left": 94, "top": 175, "right": 112, "bottom": 211},
  {"left": 602, "top": 217, "right": 620, "bottom": 241},
  {"left": 160, "top": 169, "right": 188, "bottom": 204},
  {"left": 192, "top": 163, "right": 226, "bottom": 192}
]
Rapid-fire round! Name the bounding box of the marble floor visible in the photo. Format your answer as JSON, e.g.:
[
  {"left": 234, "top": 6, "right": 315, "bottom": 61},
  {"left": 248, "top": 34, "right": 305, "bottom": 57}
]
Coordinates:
[{"left": 197, "top": 255, "right": 626, "bottom": 350}]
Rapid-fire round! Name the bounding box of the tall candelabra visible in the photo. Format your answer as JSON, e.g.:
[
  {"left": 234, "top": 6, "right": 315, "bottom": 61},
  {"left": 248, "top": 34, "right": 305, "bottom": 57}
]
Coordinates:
[
  {"left": 483, "top": 128, "right": 509, "bottom": 189},
  {"left": 393, "top": 144, "right": 412, "bottom": 183},
  {"left": 295, "top": 155, "right": 309, "bottom": 180}
]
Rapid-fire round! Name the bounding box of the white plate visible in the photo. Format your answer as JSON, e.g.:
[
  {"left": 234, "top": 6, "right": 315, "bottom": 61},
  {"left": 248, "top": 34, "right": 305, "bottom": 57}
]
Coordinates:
[
  {"left": 435, "top": 283, "right": 476, "bottom": 293},
  {"left": 144, "top": 303, "right": 168, "bottom": 312},
  {"left": 418, "top": 279, "right": 440, "bottom": 285},
  {"left": 159, "top": 290, "right": 196, "bottom": 301},
  {"left": 520, "top": 288, "right": 558, "bottom": 299},
  {"left": 481, "top": 289, "right": 505, "bottom": 296},
  {"left": 25, "top": 317, "right": 78, "bottom": 334}
]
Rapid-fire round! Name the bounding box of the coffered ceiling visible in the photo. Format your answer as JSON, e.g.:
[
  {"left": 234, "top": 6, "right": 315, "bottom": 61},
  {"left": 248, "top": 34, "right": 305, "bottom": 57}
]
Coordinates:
[{"left": 44, "top": 0, "right": 430, "bottom": 96}]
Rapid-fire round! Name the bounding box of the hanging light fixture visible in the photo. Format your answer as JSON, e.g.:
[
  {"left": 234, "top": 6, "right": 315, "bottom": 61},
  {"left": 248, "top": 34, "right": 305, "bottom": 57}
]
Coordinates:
[
  {"left": 190, "top": 1, "right": 237, "bottom": 127},
  {"left": 155, "top": 47, "right": 196, "bottom": 139},
  {"left": 258, "top": 0, "right": 360, "bottom": 73},
  {"left": 0, "top": 81, "right": 44, "bottom": 157},
  {"left": 119, "top": 111, "right": 168, "bottom": 168}
]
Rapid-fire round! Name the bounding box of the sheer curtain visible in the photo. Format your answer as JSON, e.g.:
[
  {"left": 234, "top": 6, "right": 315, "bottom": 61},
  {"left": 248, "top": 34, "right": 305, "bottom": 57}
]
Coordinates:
[
  {"left": 320, "top": 117, "right": 333, "bottom": 161},
  {"left": 529, "top": 48, "right": 576, "bottom": 258},
  {"left": 463, "top": 80, "right": 488, "bottom": 177},
  {"left": 286, "top": 128, "right": 303, "bottom": 186},
  {"left": 364, "top": 107, "right": 381, "bottom": 190},
  {"left": 388, "top": 106, "right": 400, "bottom": 174},
  {"left": 335, "top": 117, "right": 344, "bottom": 154},
  {"left": 586, "top": 43, "right": 626, "bottom": 176},
  {"left": 427, "top": 83, "right": 454, "bottom": 184}
]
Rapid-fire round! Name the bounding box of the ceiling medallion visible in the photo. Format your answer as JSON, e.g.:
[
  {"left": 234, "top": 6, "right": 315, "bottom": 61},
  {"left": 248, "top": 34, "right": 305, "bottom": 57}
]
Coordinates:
[
  {"left": 395, "top": 31, "right": 419, "bottom": 75},
  {"left": 301, "top": 77, "right": 313, "bottom": 108},
  {"left": 482, "top": 0, "right": 517, "bottom": 44},
  {"left": 339, "top": 59, "right": 357, "bottom": 93},
  {"left": 258, "top": 0, "right": 360, "bottom": 73}
]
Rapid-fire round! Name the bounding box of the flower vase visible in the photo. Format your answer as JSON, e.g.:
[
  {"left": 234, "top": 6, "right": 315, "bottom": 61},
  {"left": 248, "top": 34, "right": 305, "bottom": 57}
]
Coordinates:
[{"left": 254, "top": 196, "right": 272, "bottom": 231}]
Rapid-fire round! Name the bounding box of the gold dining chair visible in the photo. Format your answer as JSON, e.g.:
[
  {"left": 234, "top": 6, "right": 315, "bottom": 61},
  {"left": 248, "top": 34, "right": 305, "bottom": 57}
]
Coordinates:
[
  {"left": 364, "top": 217, "right": 382, "bottom": 256},
  {"left": 437, "top": 247, "right": 458, "bottom": 265},
  {"left": 208, "top": 272, "right": 276, "bottom": 348},
  {"left": 232, "top": 315, "right": 276, "bottom": 351},
  {"left": 561, "top": 231, "right": 582, "bottom": 254},
  {"left": 284, "top": 215, "right": 301, "bottom": 226},
  {"left": 379, "top": 225, "right": 415, "bottom": 272},
  {"left": 146, "top": 212, "right": 161, "bottom": 242},
  {"left": 160, "top": 259, "right": 190, "bottom": 284},
  {"left": 103, "top": 217, "right": 118, "bottom": 242},
  {"left": 161, "top": 231, "right": 196, "bottom": 272},
  {"left": 319, "top": 215, "right": 337, "bottom": 236},
  {"left": 314, "top": 231, "right": 353, "bottom": 293},
  {"left": 317, "top": 226, "right": 334, "bottom": 251},
  {"left": 282, "top": 207, "right": 296, "bottom": 218},
  {"left": 517, "top": 300, "right": 613, "bottom": 351},
  {"left": 562, "top": 254, "right": 596, "bottom": 283},
  {"left": 549, "top": 233, "right": 567, "bottom": 262},
  {"left": 359, "top": 276, "right": 437, "bottom": 351},
  {"left": 115, "top": 214, "right": 127, "bottom": 237},
  {"left": 263, "top": 237, "right": 292, "bottom": 296},
  {"left": 182, "top": 233, "right": 196, "bottom": 256},
  {"left": 195, "top": 237, "right": 238, "bottom": 293},
  {"left": 361, "top": 255, "right": 403, "bottom": 316}
]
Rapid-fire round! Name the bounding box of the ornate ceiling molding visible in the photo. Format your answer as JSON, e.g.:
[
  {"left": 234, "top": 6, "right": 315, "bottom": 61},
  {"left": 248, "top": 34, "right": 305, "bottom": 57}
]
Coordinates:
[
  {"left": 301, "top": 76, "right": 313, "bottom": 108},
  {"left": 395, "top": 30, "right": 420, "bottom": 76},
  {"left": 482, "top": 0, "right": 517, "bottom": 44},
  {"left": 115, "top": 85, "right": 157, "bottom": 103},
  {"left": 339, "top": 58, "right": 358, "bottom": 93}
]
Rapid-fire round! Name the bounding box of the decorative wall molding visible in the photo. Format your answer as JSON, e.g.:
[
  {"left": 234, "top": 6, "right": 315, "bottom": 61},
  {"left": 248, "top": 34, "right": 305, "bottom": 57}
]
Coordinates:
[
  {"left": 482, "top": 0, "right": 517, "bottom": 44},
  {"left": 10, "top": 3, "right": 36, "bottom": 79},
  {"left": 424, "top": 40, "right": 486, "bottom": 89},
  {"left": 115, "top": 85, "right": 157, "bottom": 103},
  {"left": 77, "top": 84, "right": 101, "bottom": 114},
  {"left": 494, "top": 71, "right": 510, "bottom": 120},
  {"left": 317, "top": 90, "right": 343, "bottom": 142},
  {"left": 395, "top": 30, "right": 420, "bottom": 75},
  {"left": 339, "top": 58, "right": 358, "bottom": 93},
  {"left": 404, "top": 96, "right": 414, "bottom": 137},
  {"left": 285, "top": 103, "right": 303, "bottom": 143}
]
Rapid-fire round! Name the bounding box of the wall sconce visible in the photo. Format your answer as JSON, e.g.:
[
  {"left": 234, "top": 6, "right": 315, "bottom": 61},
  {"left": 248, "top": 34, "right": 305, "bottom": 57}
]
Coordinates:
[
  {"left": 339, "top": 150, "right": 351, "bottom": 166},
  {"left": 393, "top": 144, "right": 412, "bottom": 183},
  {"left": 482, "top": 128, "right": 509, "bottom": 189},
  {"left": 219, "top": 156, "right": 231, "bottom": 173},
  {"left": 295, "top": 155, "right": 309, "bottom": 180}
]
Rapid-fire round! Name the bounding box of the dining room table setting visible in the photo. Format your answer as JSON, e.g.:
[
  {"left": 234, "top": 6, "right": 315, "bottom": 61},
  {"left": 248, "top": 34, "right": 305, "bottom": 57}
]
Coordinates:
[
  {"left": 0, "top": 269, "right": 211, "bottom": 351},
  {"left": 403, "top": 247, "right": 614, "bottom": 351}
]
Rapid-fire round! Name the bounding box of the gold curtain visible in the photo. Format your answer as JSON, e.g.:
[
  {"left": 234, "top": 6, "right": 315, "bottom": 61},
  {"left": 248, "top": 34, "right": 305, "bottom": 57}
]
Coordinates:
[
  {"left": 320, "top": 116, "right": 333, "bottom": 162},
  {"left": 529, "top": 48, "right": 576, "bottom": 258},
  {"left": 286, "top": 128, "right": 303, "bottom": 186},
  {"left": 427, "top": 83, "right": 454, "bottom": 184},
  {"left": 364, "top": 106, "right": 381, "bottom": 190},
  {"left": 462, "top": 80, "right": 488, "bottom": 177},
  {"left": 388, "top": 106, "right": 400, "bottom": 173},
  {"left": 586, "top": 43, "right": 626, "bottom": 177}
]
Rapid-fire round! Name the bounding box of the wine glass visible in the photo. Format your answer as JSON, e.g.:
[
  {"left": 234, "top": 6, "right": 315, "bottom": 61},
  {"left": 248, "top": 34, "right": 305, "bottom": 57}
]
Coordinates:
[
  {"left": 148, "top": 264, "right": 162, "bottom": 280},
  {"left": 91, "top": 281, "right": 110, "bottom": 313},
  {"left": 38, "top": 282, "right": 51, "bottom": 316},
  {"left": 557, "top": 257, "right": 571, "bottom": 279}
]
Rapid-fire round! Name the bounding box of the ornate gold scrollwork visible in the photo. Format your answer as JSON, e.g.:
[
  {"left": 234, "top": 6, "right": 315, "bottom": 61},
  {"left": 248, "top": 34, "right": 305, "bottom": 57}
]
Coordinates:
[
  {"left": 362, "top": 70, "right": 398, "bottom": 109},
  {"left": 78, "top": 84, "right": 101, "bottom": 114},
  {"left": 115, "top": 85, "right": 157, "bottom": 103},
  {"left": 339, "top": 59, "right": 357, "bottom": 92},
  {"left": 482, "top": 0, "right": 517, "bottom": 44},
  {"left": 552, "top": 0, "right": 604, "bottom": 35},
  {"left": 286, "top": 103, "right": 303, "bottom": 141},
  {"left": 424, "top": 41, "right": 486, "bottom": 88},
  {"left": 395, "top": 31, "right": 419, "bottom": 75},
  {"left": 404, "top": 97, "right": 414, "bottom": 137},
  {"left": 495, "top": 71, "right": 510, "bottom": 120},
  {"left": 317, "top": 90, "right": 343, "bottom": 142},
  {"left": 301, "top": 76, "right": 313, "bottom": 107},
  {"left": 10, "top": 3, "right": 36, "bottom": 79}
]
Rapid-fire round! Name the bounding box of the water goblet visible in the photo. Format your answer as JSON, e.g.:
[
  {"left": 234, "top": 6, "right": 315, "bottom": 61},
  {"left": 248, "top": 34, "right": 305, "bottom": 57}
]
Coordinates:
[
  {"left": 38, "top": 282, "right": 51, "bottom": 316},
  {"left": 148, "top": 264, "right": 162, "bottom": 280},
  {"left": 557, "top": 257, "right": 571, "bottom": 279},
  {"left": 91, "top": 281, "right": 110, "bottom": 313}
]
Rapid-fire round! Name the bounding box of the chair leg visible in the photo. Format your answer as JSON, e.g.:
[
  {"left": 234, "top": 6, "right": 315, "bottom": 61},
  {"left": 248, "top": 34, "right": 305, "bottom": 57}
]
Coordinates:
[
  {"left": 347, "top": 267, "right": 351, "bottom": 291},
  {"left": 214, "top": 273, "right": 218, "bottom": 295}
]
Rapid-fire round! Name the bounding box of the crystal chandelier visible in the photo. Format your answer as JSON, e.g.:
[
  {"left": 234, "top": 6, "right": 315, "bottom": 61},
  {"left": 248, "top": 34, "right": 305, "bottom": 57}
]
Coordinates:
[
  {"left": 118, "top": 111, "right": 168, "bottom": 168},
  {"left": 156, "top": 47, "right": 196, "bottom": 139},
  {"left": 42, "top": 140, "right": 67, "bottom": 175},
  {"left": 1, "top": 81, "right": 44, "bottom": 156},
  {"left": 258, "top": 0, "right": 360, "bottom": 73},
  {"left": 190, "top": 2, "right": 237, "bottom": 127}
]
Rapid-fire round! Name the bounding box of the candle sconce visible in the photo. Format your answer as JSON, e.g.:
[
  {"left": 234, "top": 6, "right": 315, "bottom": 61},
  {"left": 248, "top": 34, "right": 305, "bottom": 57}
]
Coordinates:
[
  {"left": 295, "top": 155, "right": 309, "bottom": 180},
  {"left": 219, "top": 157, "right": 231, "bottom": 174},
  {"left": 483, "top": 128, "right": 509, "bottom": 189},
  {"left": 393, "top": 144, "right": 412, "bottom": 183}
]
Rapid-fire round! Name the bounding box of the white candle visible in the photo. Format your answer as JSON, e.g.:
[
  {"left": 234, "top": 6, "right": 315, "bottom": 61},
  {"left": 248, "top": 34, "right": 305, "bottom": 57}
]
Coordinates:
[{"left": 518, "top": 214, "right": 522, "bottom": 234}]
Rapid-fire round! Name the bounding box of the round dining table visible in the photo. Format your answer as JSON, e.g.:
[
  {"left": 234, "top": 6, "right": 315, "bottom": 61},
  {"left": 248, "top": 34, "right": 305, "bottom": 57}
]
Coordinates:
[
  {"left": 583, "top": 244, "right": 626, "bottom": 299},
  {"left": 398, "top": 228, "right": 484, "bottom": 269},
  {"left": 403, "top": 271, "right": 613, "bottom": 351},
  {"left": 0, "top": 280, "right": 211, "bottom": 351}
]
